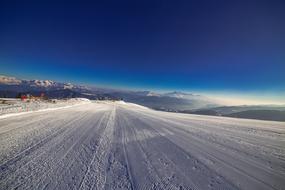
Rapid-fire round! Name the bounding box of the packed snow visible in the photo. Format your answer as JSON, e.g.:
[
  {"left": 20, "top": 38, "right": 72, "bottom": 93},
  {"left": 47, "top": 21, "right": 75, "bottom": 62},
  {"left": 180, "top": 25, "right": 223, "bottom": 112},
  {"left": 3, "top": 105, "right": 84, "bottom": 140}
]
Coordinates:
[
  {"left": 0, "top": 101, "right": 284, "bottom": 190},
  {"left": 0, "top": 98, "right": 90, "bottom": 117}
]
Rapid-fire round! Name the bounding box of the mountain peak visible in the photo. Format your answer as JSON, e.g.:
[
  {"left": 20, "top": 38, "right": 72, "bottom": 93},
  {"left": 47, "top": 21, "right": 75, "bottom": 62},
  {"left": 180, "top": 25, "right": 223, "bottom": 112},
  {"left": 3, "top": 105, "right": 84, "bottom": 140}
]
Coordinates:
[
  {"left": 29, "top": 79, "right": 56, "bottom": 87},
  {"left": 0, "top": 75, "right": 22, "bottom": 85},
  {"left": 163, "top": 91, "right": 195, "bottom": 98}
]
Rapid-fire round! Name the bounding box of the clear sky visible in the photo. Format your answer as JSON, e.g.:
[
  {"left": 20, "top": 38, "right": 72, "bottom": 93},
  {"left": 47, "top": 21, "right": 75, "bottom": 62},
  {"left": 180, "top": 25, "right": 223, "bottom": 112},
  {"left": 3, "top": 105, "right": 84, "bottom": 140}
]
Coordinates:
[{"left": 0, "top": 0, "right": 285, "bottom": 104}]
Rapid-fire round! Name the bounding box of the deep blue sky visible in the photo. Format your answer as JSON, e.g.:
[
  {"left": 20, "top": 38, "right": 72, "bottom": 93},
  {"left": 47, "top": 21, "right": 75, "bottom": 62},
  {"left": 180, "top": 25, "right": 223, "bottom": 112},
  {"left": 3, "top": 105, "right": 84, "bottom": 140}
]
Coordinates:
[{"left": 0, "top": 0, "right": 285, "bottom": 102}]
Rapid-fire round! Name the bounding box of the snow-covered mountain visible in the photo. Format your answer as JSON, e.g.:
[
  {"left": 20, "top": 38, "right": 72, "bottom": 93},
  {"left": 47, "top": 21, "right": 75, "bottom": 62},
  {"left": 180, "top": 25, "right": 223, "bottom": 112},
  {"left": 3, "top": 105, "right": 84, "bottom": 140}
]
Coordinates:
[
  {"left": 161, "top": 91, "right": 218, "bottom": 106},
  {"left": 162, "top": 91, "right": 211, "bottom": 101},
  {"left": 163, "top": 91, "right": 207, "bottom": 99},
  {"left": 29, "top": 80, "right": 56, "bottom": 87},
  {"left": 0, "top": 75, "right": 60, "bottom": 88},
  {"left": 0, "top": 75, "right": 93, "bottom": 99},
  {"left": 0, "top": 76, "right": 22, "bottom": 85},
  {"left": 146, "top": 91, "right": 161, "bottom": 97},
  {"left": 0, "top": 75, "right": 88, "bottom": 90},
  {"left": 131, "top": 91, "right": 161, "bottom": 97}
]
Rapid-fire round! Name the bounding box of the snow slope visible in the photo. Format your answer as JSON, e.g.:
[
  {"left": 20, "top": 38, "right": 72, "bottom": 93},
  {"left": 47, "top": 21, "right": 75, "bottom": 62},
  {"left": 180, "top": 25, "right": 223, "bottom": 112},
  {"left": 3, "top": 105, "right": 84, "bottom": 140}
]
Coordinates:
[
  {"left": 0, "top": 98, "right": 90, "bottom": 117},
  {"left": 0, "top": 101, "right": 284, "bottom": 190}
]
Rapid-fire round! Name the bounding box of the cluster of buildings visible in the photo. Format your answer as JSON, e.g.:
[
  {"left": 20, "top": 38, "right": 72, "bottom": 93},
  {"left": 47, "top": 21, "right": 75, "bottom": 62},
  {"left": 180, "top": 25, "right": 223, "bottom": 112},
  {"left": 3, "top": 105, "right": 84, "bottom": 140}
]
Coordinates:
[{"left": 20, "top": 93, "right": 46, "bottom": 101}]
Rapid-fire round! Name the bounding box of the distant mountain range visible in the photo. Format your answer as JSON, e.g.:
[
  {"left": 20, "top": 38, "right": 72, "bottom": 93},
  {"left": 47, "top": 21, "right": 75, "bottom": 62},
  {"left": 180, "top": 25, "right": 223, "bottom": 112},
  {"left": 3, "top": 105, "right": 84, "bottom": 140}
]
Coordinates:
[
  {"left": 0, "top": 75, "right": 92, "bottom": 99},
  {"left": 1, "top": 75, "right": 284, "bottom": 121},
  {"left": 0, "top": 75, "right": 88, "bottom": 90},
  {"left": 0, "top": 75, "right": 219, "bottom": 110}
]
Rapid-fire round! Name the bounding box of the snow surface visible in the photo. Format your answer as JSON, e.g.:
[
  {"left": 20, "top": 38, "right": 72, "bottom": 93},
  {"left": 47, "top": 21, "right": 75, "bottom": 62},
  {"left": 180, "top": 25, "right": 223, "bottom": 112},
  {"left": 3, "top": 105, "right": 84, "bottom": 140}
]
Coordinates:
[
  {"left": 0, "top": 98, "right": 90, "bottom": 117},
  {"left": 0, "top": 101, "right": 284, "bottom": 190}
]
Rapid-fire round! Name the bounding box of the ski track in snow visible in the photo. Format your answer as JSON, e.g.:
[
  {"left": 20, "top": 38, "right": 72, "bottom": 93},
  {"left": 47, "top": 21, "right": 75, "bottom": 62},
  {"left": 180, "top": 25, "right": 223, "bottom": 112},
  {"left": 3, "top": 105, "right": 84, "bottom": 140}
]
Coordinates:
[{"left": 0, "top": 102, "right": 284, "bottom": 190}]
